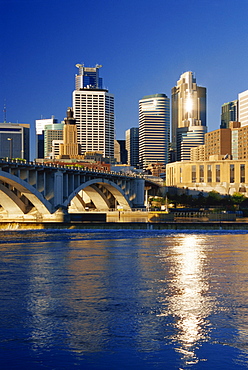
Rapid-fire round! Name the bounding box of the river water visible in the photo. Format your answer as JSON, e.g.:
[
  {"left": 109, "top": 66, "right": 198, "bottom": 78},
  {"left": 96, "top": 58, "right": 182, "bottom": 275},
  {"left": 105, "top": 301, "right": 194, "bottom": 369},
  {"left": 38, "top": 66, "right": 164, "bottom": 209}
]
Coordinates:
[{"left": 1, "top": 229, "right": 248, "bottom": 369}]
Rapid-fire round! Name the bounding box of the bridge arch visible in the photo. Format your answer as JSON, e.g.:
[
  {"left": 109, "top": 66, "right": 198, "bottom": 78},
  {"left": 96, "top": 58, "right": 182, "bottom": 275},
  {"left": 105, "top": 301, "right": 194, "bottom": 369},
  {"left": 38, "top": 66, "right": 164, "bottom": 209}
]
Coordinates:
[
  {"left": 65, "top": 178, "right": 132, "bottom": 211},
  {"left": 0, "top": 183, "right": 26, "bottom": 216},
  {"left": 0, "top": 170, "right": 52, "bottom": 216}
]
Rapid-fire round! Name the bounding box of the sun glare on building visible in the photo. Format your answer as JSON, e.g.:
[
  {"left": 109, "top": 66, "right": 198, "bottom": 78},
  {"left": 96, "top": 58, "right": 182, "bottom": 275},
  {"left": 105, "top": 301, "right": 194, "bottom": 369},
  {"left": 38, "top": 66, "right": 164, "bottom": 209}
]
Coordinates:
[{"left": 185, "top": 96, "right": 193, "bottom": 113}]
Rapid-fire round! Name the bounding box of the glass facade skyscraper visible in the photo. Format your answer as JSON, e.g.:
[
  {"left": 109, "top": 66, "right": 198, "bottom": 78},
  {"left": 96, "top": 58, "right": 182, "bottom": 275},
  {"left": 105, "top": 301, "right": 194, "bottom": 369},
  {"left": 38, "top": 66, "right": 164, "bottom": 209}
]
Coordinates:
[
  {"left": 221, "top": 100, "right": 238, "bottom": 128},
  {"left": 125, "top": 127, "right": 139, "bottom": 167},
  {"left": 171, "top": 71, "right": 207, "bottom": 161},
  {"left": 139, "top": 94, "right": 170, "bottom": 168}
]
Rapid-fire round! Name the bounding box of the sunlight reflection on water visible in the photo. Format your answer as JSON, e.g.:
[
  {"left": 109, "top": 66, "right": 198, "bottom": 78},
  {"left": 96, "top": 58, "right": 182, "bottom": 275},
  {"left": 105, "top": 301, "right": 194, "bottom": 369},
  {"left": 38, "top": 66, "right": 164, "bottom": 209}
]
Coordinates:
[
  {"left": 1, "top": 230, "right": 248, "bottom": 369},
  {"left": 157, "top": 234, "right": 215, "bottom": 366}
]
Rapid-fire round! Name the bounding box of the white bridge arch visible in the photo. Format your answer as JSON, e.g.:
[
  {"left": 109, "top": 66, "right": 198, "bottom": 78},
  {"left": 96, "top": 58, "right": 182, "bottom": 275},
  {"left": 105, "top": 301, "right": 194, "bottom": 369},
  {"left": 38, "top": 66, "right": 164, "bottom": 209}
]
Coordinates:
[{"left": 0, "top": 160, "right": 145, "bottom": 222}]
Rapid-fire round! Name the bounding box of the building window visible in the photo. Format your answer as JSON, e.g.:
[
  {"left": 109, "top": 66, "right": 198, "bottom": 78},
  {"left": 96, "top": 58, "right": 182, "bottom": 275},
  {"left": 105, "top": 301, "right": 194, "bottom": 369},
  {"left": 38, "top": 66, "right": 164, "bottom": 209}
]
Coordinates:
[
  {"left": 230, "top": 164, "right": 235, "bottom": 183},
  {"left": 207, "top": 165, "right": 212, "bottom": 183},
  {"left": 240, "top": 164, "right": 245, "bottom": 183},
  {"left": 192, "top": 165, "right": 196, "bottom": 183},
  {"left": 200, "top": 165, "right": 204, "bottom": 182},
  {"left": 216, "top": 165, "right": 220, "bottom": 182}
]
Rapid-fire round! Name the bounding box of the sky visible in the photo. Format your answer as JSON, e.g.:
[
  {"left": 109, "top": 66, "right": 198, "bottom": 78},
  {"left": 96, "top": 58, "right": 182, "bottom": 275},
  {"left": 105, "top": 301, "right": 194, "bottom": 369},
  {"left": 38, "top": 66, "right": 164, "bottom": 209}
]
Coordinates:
[{"left": 1, "top": 0, "right": 248, "bottom": 159}]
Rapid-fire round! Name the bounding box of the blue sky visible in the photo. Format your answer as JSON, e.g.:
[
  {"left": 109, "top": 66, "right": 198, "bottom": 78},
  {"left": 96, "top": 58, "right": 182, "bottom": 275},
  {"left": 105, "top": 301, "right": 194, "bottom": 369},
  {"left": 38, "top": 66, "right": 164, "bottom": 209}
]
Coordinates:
[{"left": 1, "top": 0, "right": 248, "bottom": 159}]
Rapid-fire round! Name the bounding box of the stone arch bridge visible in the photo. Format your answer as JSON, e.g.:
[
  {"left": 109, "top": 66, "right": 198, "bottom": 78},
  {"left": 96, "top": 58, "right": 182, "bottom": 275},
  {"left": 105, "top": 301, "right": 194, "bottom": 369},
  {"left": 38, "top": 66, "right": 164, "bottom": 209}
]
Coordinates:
[{"left": 0, "top": 159, "right": 146, "bottom": 222}]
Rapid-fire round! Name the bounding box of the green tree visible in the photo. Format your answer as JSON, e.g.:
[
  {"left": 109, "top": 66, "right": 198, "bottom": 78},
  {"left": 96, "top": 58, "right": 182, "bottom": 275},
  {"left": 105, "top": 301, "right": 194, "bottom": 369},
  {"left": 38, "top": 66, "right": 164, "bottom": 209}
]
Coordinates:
[
  {"left": 206, "top": 191, "right": 222, "bottom": 206},
  {"left": 231, "top": 193, "right": 246, "bottom": 207}
]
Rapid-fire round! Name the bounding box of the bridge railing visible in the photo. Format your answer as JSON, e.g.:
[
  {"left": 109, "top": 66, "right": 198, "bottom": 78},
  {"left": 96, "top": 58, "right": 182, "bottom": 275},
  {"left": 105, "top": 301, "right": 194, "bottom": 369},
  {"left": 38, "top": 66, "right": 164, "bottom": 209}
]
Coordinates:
[{"left": 0, "top": 158, "right": 147, "bottom": 180}]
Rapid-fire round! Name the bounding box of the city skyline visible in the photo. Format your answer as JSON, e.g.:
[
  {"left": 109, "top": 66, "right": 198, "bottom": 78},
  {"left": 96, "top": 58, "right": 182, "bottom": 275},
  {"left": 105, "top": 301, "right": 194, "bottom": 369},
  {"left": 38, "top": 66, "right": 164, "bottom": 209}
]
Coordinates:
[{"left": 1, "top": 0, "right": 248, "bottom": 160}]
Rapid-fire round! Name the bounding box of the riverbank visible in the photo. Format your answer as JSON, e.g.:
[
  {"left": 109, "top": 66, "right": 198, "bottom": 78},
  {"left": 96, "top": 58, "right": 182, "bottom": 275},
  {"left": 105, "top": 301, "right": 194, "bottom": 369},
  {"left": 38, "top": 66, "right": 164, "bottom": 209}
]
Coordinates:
[{"left": 1, "top": 220, "right": 248, "bottom": 230}]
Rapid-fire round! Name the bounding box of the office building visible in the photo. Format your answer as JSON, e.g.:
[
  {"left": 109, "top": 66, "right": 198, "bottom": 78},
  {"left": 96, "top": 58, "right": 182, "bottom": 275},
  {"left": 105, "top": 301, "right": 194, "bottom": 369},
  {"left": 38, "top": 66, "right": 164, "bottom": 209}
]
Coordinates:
[
  {"left": 59, "top": 108, "right": 80, "bottom": 158},
  {"left": 171, "top": 71, "right": 207, "bottom": 161},
  {"left": 237, "top": 123, "right": 248, "bottom": 159},
  {"left": 221, "top": 100, "right": 238, "bottom": 128},
  {"left": 125, "top": 127, "right": 139, "bottom": 167},
  {"left": 191, "top": 122, "right": 241, "bottom": 161},
  {"left": 43, "top": 122, "right": 64, "bottom": 159},
  {"left": 0, "top": 122, "right": 30, "bottom": 160},
  {"left": 190, "top": 144, "right": 205, "bottom": 162},
  {"left": 238, "top": 89, "right": 248, "bottom": 127},
  {"left": 191, "top": 128, "right": 231, "bottom": 161},
  {"left": 35, "top": 116, "right": 58, "bottom": 158},
  {"left": 180, "top": 125, "right": 207, "bottom": 161},
  {"left": 51, "top": 140, "right": 63, "bottom": 159},
  {"left": 139, "top": 94, "right": 170, "bottom": 168},
  {"left": 73, "top": 64, "right": 114, "bottom": 159},
  {"left": 114, "top": 140, "right": 127, "bottom": 164},
  {"left": 204, "top": 128, "right": 232, "bottom": 159}
]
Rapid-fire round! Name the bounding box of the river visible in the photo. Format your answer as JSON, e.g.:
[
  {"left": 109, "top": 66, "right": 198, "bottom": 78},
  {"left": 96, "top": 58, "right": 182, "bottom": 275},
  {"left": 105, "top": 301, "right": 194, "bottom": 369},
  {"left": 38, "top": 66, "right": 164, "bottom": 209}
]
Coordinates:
[{"left": 0, "top": 229, "right": 248, "bottom": 369}]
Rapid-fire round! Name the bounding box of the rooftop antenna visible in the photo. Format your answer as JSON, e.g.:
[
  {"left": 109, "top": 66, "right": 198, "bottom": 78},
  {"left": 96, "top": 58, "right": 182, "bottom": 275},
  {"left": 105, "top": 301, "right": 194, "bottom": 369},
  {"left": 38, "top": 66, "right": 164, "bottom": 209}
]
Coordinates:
[{"left": 3, "top": 100, "right": 6, "bottom": 123}]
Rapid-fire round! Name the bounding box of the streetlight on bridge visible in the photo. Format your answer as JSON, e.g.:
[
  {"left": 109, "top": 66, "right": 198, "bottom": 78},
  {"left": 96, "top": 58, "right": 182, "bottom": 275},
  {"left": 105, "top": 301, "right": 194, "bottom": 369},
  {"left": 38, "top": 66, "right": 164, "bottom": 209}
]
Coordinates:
[{"left": 7, "top": 138, "right": 13, "bottom": 159}]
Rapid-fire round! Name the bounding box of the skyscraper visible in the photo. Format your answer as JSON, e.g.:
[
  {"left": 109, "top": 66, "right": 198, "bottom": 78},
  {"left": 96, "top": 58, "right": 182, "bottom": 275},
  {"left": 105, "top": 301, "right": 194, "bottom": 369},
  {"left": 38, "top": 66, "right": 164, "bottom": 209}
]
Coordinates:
[
  {"left": 221, "top": 100, "right": 238, "bottom": 128},
  {"left": 139, "top": 94, "right": 170, "bottom": 168},
  {"left": 125, "top": 127, "right": 139, "bottom": 167},
  {"left": 114, "top": 140, "right": 127, "bottom": 164},
  {"left": 238, "top": 89, "right": 248, "bottom": 127},
  {"left": 73, "top": 64, "right": 114, "bottom": 159},
  {"left": 171, "top": 71, "right": 207, "bottom": 161}
]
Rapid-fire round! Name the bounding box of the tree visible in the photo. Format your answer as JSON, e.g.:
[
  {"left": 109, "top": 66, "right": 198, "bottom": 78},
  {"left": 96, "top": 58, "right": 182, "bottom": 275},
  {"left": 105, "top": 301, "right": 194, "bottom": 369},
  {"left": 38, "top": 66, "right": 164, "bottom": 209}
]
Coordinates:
[
  {"left": 206, "top": 191, "right": 222, "bottom": 206},
  {"left": 231, "top": 193, "right": 246, "bottom": 207}
]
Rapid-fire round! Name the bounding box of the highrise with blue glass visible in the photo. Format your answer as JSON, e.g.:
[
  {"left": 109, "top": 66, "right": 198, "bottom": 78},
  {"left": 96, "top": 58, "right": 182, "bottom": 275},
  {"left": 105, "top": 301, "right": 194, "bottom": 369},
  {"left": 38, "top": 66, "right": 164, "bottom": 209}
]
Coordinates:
[{"left": 75, "top": 64, "right": 103, "bottom": 90}]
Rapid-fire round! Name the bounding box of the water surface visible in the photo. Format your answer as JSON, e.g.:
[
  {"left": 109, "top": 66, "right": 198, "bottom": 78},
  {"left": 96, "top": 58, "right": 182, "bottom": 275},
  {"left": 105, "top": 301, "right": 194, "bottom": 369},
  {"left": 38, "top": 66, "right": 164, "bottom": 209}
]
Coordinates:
[{"left": 0, "top": 229, "right": 248, "bottom": 369}]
